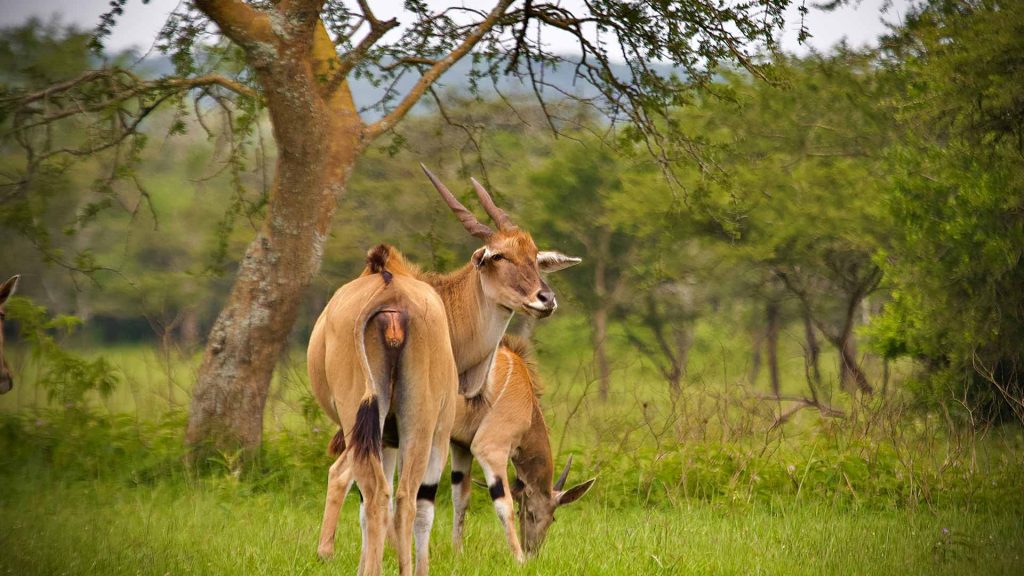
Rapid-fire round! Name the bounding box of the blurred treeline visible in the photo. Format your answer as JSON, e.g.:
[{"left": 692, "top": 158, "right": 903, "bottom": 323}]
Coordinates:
[{"left": 1, "top": 0, "right": 1022, "bottom": 429}]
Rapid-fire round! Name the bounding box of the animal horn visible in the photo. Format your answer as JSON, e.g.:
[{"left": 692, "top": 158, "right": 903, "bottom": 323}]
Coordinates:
[
  {"left": 554, "top": 454, "right": 573, "bottom": 491},
  {"left": 420, "top": 164, "right": 494, "bottom": 239},
  {"left": 471, "top": 177, "right": 517, "bottom": 231}
]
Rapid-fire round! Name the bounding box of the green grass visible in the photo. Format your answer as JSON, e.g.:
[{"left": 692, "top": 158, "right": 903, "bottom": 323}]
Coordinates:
[
  {"left": 1, "top": 316, "right": 1022, "bottom": 575},
  {"left": 0, "top": 343, "right": 314, "bottom": 430},
  {"left": 2, "top": 475, "right": 1021, "bottom": 576}
]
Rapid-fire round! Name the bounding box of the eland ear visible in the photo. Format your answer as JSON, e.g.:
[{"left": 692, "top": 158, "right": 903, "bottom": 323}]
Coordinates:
[
  {"left": 472, "top": 247, "right": 489, "bottom": 268},
  {"left": 0, "top": 275, "right": 19, "bottom": 305},
  {"left": 537, "top": 251, "right": 581, "bottom": 273},
  {"left": 556, "top": 477, "right": 595, "bottom": 507}
]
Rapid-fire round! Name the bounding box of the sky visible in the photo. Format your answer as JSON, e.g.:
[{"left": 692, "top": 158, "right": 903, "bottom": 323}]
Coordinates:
[{"left": 0, "top": 0, "right": 913, "bottom": 57}]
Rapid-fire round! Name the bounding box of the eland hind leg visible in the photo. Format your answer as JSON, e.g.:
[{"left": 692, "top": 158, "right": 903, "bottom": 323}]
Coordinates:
[
  {"left": 351, "top": 453, "right": 390, "bottom": 576},
  {"left": 318, "top": 446, "right": 355, "bottom": 559},
  {"left": 393, "top": 419, "right": 434, "bottom": 576},
  {"left": 383, "top": 445, "right": 400, "bottom": 548},
  {"left": 414, "top": 428, "right": 451, "bottom": 576},
  {"left": 450, "top": 443, "right": 473, "bottom": 552}
]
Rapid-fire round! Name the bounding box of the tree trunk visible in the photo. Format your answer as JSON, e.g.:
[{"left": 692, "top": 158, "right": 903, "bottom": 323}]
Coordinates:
[
  {"left": 749, "top": 319, "right": 764, "bottom": 385},
  {"left": 839, "top": 331, "right": 872, "bottom": 394},
  {"left": 668, "top": 282, "right": 694, "bottom": 398},
  {"left": 838, "top": 293, "right": 873, "bottom": 395},
  {"left": 593, "top": 227, "right": 611, "bottom": 400},
  {"left": 178, "top": 307, "right": 200, "bottom": 351},
  {"left": 766, "top": 299, "right": 781, "bottom": 396},
  {"left": 593, "top": 304, "right": 611, "bottom": 401},
  {"left": 185, "top": 22, "right": 362, "bottom": 462},
  {"left": 802, "top": 306, "right": 821, "bottom": 391},
  {"left": 668, "top": 327, "right": 691, "bottom": 398}
]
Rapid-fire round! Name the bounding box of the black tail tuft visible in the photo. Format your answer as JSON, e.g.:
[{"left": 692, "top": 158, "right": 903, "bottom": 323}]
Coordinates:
[
  {"left": 351, "top": 397, "right": 382, "bottom": 460},
  {"left": 327, "top": 428, "right": 346, "bottom": 457},
  {"left": 366, "top": 244, "right": 393, "bottom": 284}
]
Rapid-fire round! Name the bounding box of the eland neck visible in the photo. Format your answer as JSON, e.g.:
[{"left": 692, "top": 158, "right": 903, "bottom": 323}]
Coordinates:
[
  {"left": 512, "top": 400, "right": 554, "bottom": 495},
  {"left": 423, "top": 263, "right": 513, "bottom": 374}
]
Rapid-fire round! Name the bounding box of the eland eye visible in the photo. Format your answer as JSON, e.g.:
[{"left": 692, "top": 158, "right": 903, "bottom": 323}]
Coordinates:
[{"left": 490, "top": 253, "right": 505, "bottom": 262}]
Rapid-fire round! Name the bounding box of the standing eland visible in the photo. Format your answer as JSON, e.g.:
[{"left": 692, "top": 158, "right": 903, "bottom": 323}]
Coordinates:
[{"left": 309, "top": 246, "right": 457, "bottom": 576}]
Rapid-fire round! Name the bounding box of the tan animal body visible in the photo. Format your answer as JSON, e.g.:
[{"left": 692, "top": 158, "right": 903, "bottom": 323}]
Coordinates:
[
  {"left": 0, "top": 275, "right": 19, "bottom": 394},
  {"left": 450, "top": 336, "right": 594, "bottom": 561},
  {"left": 309, "top": 166, "right": 579, "bottom": 576},
  {"left": 308, "top": 247, "right": 456, "bottom": 576}
]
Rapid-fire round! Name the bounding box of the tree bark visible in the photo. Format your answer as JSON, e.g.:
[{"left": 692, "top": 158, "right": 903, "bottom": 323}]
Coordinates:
[{"left": 185, "top": 15, "right": 363, "bottom": 461}]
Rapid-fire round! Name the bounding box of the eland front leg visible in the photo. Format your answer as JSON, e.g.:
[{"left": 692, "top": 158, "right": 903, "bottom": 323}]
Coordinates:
[{"left": 473, "top": 441, "right": 525, "bottom": 562}]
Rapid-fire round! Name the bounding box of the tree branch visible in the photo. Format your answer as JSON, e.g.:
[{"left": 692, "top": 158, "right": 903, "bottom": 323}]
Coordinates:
[
  {"left": 380, "top": 57, "right": 438, "bottom": 71},
  {"left": 2, "top": 69, "right": 257, "bottom": 122},
  {"left": 160, "top": 74, "right": 258, "bottom": 99},
  {"left": 325, "top": 16, "right": 399, "bottom": 97},
  {"left": 280, "top": 0, "right": 327, "bottom": 21},
  {"left": 195, "top": 0, "right": 274, "bottom": 49},
  {"left": 364, "top": 0, "right": 515, "bottom": 140}
]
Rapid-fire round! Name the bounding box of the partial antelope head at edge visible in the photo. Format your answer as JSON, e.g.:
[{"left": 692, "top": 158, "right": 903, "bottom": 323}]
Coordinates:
[{"left": 0, "top": 274, "right": 20, "bottom": 394}]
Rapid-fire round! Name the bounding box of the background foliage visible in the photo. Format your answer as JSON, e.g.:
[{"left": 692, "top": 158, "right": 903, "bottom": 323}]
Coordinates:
[{"left": 2, "top": 1, "right": 1024, "bottom": 574}]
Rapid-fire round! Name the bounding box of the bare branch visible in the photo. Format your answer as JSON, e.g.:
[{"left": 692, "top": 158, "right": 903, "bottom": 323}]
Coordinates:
[
  {"left": 1, "top": 70, "right": 107, "bottom": 107},
  {"left": 381, "top": 57, "right": 438, "bottom": 72},
  {"left": 364, "top": 0, "right": 516, "bottom": 140},
  {"left": 326, "top": 17, "right": 399, "bottom": 96},
  {"left": 427, "top": 87, "right": 490, "bottom": 181},
  {"left": 161, "top": 74, "right": 259, "bottom": 99}
]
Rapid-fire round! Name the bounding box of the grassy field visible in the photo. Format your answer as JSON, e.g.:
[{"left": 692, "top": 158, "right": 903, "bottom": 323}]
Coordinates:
[
  {"left": 2, "top": 473, "right": 1022, "bottom": 576},
  {"left": 1, "top": 314, "right": 1022, "bottom": 574}
]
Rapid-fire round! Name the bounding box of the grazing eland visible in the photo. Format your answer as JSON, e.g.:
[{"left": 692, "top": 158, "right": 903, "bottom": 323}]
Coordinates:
[{"left": 451, "top": 335, "right": 595, "bottom": 561}]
